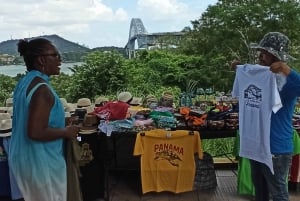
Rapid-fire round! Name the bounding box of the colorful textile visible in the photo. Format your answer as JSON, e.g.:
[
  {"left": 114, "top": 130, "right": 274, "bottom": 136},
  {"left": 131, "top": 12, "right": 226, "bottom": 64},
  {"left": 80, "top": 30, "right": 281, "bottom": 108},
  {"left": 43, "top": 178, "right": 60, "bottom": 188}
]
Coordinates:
[
  {"left": 9, "top": 70, "right": 66, "bottom": 201},
  {"left": 93, "top": 101, "right": 130, "bottom": 120}
]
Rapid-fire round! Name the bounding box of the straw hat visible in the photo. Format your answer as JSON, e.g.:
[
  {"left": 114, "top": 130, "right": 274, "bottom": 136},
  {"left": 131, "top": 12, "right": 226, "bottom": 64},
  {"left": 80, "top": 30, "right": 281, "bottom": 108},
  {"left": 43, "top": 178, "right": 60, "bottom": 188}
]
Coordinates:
[
  {"left": 162, "top": 91, "right": 173, "bottom": 101},
  {"left": 0, "top": 113, "right": 11, "bottom": 121},
  {"left": 0, "top": 119, "right": 12, "bottom": 137},
  {"left": 0, "top": 107, "right": 8, "bottom": 113},
  {"left": 130, "top": 97, "right": 143, "bottom": 106},
  {"left": 0, "top": 113, "right": 12, "bottom": 137},
  {"left": 65, "top": 103, "right": 76, "bottom": 113},
  {"left": 77, "top": 98, "right": 92, "bottom": 107},
  {"left": 146, "top": 94, "right": 157, "bottom": 103},
  {"left": 79, "top": 114, "right": 98, "bottom": 134},
  {"left": 60, "top": 98, "right": 68, "bottom": 108},
  {"left": 95, "top": 96, "right": 109, "bottom": 106},
  {"left": 5, "top": 98, "right": 13, "bottom": 107},
  {"left": 118, "top": 92, "right": 132, "bottom": 103},
  {"left": 6, "top": 107, "right": 13, "bottom": 117}
]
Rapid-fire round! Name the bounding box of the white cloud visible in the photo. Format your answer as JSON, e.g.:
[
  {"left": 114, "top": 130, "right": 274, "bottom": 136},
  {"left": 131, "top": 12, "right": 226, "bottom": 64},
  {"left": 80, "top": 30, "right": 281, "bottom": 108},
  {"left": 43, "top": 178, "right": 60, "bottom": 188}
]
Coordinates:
[
  {"left": 0, "top": 0, "right": 128, "bottom": 46},
  {"left": 0, "top": 0, "right": 218, "bottom": 48},
  {"left": 137, "top": 0, "right": 189, "bottom": 20}
]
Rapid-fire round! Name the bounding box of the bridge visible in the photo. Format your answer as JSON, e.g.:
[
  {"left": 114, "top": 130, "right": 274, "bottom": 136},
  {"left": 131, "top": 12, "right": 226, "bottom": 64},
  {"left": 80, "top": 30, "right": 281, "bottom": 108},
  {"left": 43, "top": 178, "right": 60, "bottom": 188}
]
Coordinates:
[{"left": 125, "top": 18, "right": 185, "bottom": 58}]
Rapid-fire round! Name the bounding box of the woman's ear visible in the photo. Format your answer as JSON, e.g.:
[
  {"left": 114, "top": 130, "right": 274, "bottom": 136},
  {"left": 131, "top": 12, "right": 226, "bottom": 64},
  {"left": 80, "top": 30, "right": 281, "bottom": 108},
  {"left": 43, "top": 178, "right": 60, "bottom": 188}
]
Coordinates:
[{"left": 36, "top": 55, "right": 46, "bottom": 66}]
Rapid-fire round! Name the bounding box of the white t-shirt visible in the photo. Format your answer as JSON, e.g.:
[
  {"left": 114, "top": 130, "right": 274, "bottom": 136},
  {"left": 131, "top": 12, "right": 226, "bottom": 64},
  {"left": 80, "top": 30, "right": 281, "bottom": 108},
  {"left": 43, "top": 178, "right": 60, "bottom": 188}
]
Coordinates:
[{"left": 232, "top": 64, "right": 282, "bottom": 173}]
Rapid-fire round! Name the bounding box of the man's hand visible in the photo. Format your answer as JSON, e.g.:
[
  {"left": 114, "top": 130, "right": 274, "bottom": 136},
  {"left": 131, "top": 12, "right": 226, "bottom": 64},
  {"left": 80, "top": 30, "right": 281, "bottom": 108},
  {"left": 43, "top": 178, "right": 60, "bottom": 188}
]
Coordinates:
[
  {"left": 270, "top": 61, "right": 291, "bottom": 76},
  {"left": 231, "top": 59, "right": 241, "bottom": 71}
]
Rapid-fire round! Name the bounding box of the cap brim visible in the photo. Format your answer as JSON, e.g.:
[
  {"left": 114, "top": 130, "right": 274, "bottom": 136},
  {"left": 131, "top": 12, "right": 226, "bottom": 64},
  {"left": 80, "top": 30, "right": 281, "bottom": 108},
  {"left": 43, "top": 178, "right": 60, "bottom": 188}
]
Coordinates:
[{"left": 249, "top": 43, "right": 296, "bottom": 61}]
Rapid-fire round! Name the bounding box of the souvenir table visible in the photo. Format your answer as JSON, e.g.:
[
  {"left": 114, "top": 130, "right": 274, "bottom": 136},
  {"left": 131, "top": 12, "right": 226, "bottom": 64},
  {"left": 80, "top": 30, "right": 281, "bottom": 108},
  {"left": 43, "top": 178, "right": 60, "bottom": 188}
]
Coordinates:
[
  {"left": 103, "top": 128, "right": 237, "bottom": 171},
  {"left": 101, "top": 128, "right": 300, "bottom": 195},
  {"left": 98, "top": 128, "right": 237, "bottom": 200}
]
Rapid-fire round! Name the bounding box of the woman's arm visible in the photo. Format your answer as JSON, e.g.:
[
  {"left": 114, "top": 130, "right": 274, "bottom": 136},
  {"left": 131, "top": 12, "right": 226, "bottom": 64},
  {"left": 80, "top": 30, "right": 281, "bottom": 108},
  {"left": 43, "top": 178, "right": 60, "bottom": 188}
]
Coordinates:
[{"left": 27, "top": 84, "right": 79, "bottom": 141}]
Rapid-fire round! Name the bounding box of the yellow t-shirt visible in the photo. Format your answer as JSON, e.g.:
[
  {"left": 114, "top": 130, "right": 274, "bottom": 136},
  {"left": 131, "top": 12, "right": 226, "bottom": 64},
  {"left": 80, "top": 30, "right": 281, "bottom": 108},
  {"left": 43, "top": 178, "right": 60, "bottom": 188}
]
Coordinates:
[{"left": 133, "top": 129, "right": 203, "bottom": 194}]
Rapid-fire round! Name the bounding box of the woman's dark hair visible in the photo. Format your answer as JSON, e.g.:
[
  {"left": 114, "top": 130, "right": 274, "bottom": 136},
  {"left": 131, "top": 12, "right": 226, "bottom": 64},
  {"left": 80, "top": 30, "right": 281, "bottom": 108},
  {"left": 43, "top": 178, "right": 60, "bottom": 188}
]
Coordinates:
[{"left": 17, "top": 38, "right": 52, "bottom": 71}]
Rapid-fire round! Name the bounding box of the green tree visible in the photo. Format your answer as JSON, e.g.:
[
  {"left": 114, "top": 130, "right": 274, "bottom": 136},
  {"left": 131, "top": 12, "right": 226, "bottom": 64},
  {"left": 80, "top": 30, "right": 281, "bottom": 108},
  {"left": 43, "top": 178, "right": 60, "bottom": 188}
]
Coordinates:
[
  {"left": 180, "top": 0, "right": 300, "bottom": 65},
  {"left": 177, "top": 0, "right": 300, "bottom": 91},
  {"left": 50, "top": 73, "right": 73, "bottom": 101},
  {"left": 66, "top": 51, "right": 126, "bottom": 102},
  {"left": 0, "top": 75, "right": 16, "bottom": 106}
]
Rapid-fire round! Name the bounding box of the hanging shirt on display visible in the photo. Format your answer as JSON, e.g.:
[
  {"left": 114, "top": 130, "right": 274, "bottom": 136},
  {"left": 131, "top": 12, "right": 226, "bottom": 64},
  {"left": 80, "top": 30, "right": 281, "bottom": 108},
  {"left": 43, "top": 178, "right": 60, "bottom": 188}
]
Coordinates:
[
  {"left": 133, "top": 129, "right": 203, "bottom": 194},
  {"left": 232, "top": 64, "right": 282, "bottom": 174}
]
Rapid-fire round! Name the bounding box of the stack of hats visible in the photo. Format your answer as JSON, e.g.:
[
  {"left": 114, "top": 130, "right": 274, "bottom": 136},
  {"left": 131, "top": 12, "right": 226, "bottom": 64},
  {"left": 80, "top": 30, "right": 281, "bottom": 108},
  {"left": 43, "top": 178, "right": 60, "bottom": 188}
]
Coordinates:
[
  {"left": 0, "top": 98, "right": 13, "bottom": 115},
  {"left": 60, "top": 98, "right": 76, "bottom": 121},
  {"left": 5, "top": 98, "right": 13, "bottom": 107},
  {"left": 0, "top": 112, "right": 12, "bottom": 197},
  {"left": 0, "top": 113, "right": 12, "bottom": 137},
  {"left": 159, "top": 91, "right": 174, "bottom": 107},
  {"left": 74, "top": 98, "right": 93, "bottom": 122},
  {"left": 5, "top": 98, "right": 13, "bottom": 117},
  {"left": 117, "top": 92, "right": 133, "bottom": 103},
  {"left": 79, "top": 114, "right": 98, "bottom": 134},
  {"left": 77, "top": 98, "right": 92, "bottom": 108},
  {"left": 76, "top": 98, "right": 94, "bottom": 113},
  {"left": 162, "top": 91, "right": 174, "bottom": 101},
  {"left": 145, "top": 94, "right": 158, "bottom": 109}
]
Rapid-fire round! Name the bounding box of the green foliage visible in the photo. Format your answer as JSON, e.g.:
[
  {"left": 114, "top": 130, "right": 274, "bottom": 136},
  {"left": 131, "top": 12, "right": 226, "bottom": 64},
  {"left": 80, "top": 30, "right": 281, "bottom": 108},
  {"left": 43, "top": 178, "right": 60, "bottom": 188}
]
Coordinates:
[
  {"left": 65, "top": 51, "right": 126, "bottom": 103},
  {"left": 2, "top": 0, "right": 300, "bottom": 106},
  {"left": 61, "top": 52, "right": 87, "bottom": 62},
  {"left": 0, "top": 75, "right": 16, "bottom": 106},
  {"left": 202, "top": 138, "right": 236, "bottom": 157},
  {"left": 179, "top": 0, "right": 300, "bottom": 66},
  {"left": 50, "top": 73, "right": 73, "bottom": 101}
]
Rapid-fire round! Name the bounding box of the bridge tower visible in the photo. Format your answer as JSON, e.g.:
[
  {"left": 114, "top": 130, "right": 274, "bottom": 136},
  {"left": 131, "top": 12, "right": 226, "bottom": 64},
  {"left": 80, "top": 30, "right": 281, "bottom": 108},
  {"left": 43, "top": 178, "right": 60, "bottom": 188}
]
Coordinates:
[
  {"left": 125, "top": 18, "right": 148, "bottom": 58},
  {"left": 125, "top": 18, "right": 185, "bottom": 58}
]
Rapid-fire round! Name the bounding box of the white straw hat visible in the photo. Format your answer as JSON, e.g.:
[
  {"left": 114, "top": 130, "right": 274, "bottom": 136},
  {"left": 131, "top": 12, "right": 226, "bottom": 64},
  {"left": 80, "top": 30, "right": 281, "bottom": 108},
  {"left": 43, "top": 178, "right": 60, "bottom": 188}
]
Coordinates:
[
  {"left": 5, "top": 98, "right": 13, "bottom": 107},
  {"left": 118, "top": 92, "right": 132, "bottom": 103},
  {"left": 0, "top": 118, "right": 12, "bottom": 137}
]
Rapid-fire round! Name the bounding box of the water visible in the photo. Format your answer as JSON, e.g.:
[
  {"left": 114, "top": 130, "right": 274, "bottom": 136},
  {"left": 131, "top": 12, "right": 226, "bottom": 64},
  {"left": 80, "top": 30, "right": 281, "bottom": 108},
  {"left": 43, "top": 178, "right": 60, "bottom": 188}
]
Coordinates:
[{"left": 0, "top": 62, "right": 83, "bottom": 77}]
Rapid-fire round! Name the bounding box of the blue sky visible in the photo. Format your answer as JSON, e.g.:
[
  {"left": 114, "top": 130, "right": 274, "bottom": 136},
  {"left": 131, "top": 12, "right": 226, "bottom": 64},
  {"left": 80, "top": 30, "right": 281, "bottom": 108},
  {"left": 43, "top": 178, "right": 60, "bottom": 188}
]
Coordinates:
[{"left": 0, "top": 0, "right": 218, "bottom": 48}]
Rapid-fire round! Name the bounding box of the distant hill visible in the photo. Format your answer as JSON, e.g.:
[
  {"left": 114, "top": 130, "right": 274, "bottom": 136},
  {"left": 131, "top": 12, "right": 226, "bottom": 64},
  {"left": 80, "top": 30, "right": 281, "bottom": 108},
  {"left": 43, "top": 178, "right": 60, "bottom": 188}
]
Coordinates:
[
  {"left": 0, "top": 34, "right": 127, "bottom": 63},
  {"left": 0, "top": 34, "right": 90, "bottom": 55}
]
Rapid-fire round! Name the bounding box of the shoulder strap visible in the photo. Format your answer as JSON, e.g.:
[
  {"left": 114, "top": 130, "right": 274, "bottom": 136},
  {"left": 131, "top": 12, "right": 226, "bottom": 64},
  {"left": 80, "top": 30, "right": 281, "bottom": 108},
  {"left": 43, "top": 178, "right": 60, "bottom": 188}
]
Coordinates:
[{"left": 26, "top": 82, "right": 48, "bottom": 106}]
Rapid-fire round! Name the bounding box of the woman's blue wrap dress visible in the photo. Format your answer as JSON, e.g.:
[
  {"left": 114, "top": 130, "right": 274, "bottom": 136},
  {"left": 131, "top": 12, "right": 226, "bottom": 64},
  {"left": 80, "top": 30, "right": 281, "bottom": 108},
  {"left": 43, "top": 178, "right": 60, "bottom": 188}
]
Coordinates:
[{"left": 9, "top": 70, "right": 66, "bottom": 201}]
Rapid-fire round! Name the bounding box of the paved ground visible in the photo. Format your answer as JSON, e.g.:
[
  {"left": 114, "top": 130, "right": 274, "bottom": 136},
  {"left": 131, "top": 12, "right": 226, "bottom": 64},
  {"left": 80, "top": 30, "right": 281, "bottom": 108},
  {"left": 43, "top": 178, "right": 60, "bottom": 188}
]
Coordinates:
[
  {"left": 105, "top": 170, "right": 300, "bottom": 201},
  {"left": 1, "top": 170, "right": 299, "bottom": 201}
]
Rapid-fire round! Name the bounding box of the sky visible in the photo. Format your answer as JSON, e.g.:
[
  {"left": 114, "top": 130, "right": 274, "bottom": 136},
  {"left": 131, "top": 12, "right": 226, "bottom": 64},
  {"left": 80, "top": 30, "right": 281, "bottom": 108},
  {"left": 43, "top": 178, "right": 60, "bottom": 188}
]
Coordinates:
[{"left": 0, "top": 0, "right": 218, "bottom": 48}]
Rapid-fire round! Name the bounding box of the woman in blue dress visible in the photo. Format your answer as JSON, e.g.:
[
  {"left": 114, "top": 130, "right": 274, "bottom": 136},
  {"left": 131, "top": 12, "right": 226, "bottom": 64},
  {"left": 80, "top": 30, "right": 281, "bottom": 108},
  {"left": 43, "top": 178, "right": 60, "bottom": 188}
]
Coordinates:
[{"left": 9, "top": 38, "right": 79, "bottom": 201}]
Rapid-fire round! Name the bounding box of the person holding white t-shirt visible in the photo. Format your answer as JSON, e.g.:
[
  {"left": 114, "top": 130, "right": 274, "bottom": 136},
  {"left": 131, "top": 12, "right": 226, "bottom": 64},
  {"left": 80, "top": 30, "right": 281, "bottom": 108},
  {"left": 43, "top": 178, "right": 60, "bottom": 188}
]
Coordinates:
[{"left": 232, "top": 32, "right": 300, "bottom": 201}]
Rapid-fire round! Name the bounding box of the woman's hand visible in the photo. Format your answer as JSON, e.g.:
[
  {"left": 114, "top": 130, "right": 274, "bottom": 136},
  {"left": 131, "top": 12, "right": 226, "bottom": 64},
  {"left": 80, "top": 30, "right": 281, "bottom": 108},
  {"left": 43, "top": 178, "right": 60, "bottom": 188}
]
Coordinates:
[{"left": 65, "top": 125, "right": 80, "bottom": 139}]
